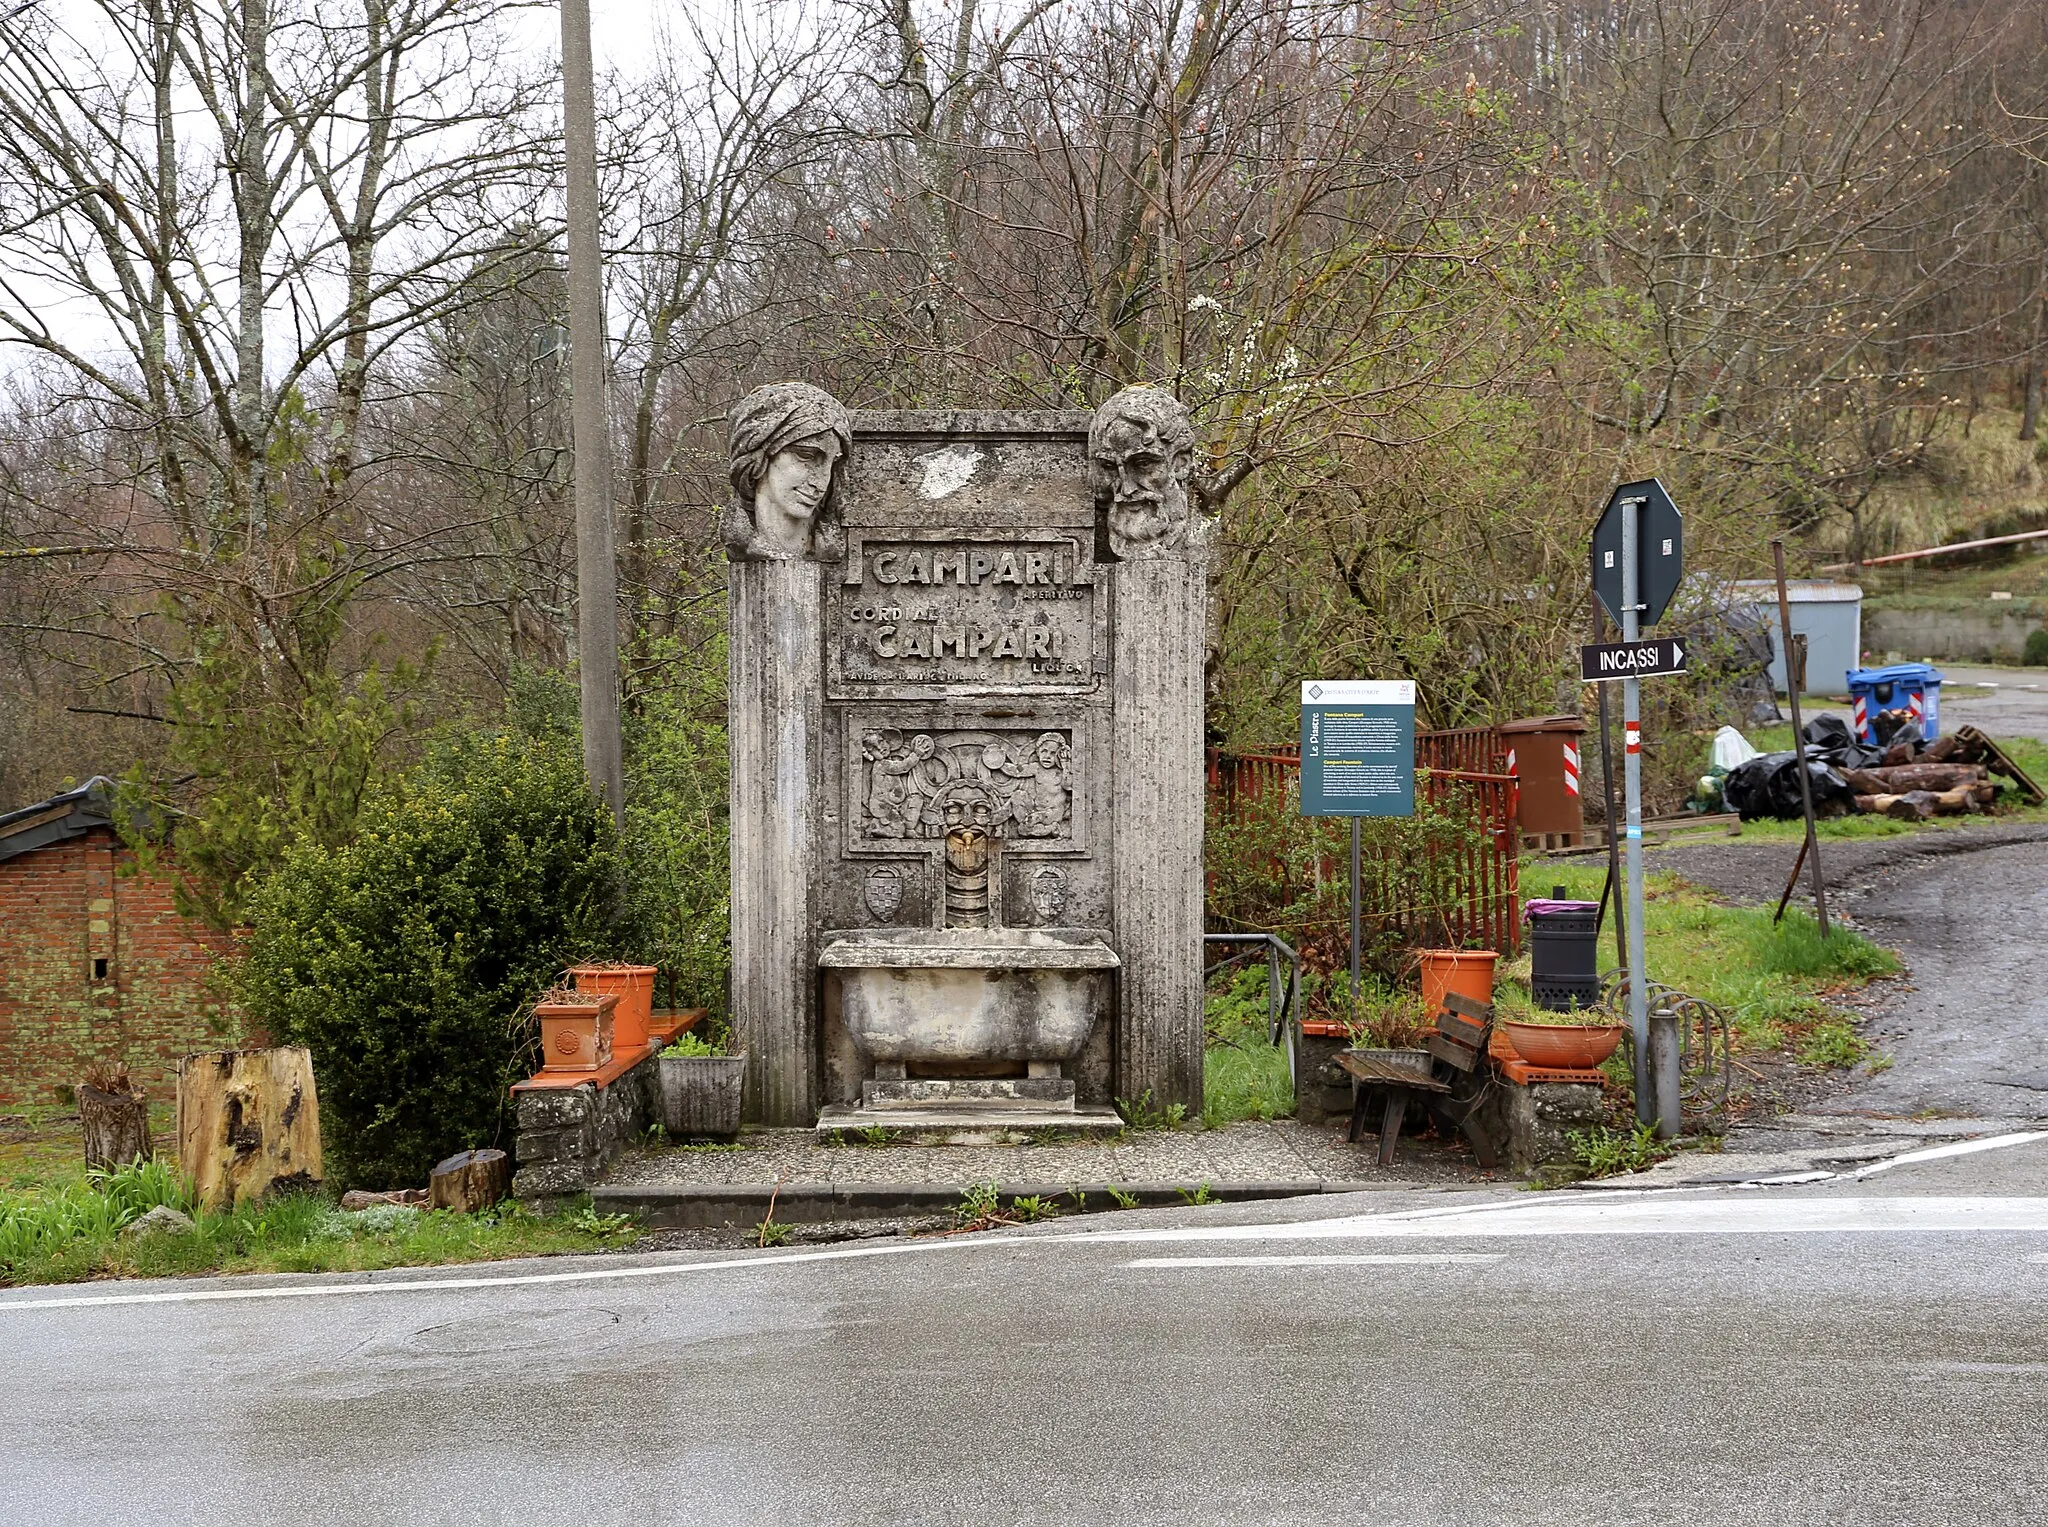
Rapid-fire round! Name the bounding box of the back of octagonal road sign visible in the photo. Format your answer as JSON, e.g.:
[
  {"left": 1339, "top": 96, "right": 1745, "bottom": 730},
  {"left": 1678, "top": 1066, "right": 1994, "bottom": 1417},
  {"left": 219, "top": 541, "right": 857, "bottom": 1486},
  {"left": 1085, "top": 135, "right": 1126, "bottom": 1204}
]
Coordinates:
[{"left": 1591, "top": 478, "right": 1684, "bottom": 628}]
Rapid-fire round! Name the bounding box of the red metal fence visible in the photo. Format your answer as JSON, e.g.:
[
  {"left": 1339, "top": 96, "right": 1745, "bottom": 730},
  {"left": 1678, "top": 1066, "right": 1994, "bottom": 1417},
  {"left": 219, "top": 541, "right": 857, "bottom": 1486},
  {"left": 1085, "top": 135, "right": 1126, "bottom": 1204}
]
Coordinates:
[{"left": 1206, "top": 737, "right": 1521, "bottom": 956}]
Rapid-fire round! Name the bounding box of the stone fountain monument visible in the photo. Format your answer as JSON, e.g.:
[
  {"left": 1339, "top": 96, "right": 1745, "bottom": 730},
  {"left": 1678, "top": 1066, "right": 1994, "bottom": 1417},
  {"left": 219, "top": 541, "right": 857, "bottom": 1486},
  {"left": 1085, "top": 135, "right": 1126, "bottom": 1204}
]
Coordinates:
[{"left": 725, "top": 386, "right": 1209, "bottom": 1131}]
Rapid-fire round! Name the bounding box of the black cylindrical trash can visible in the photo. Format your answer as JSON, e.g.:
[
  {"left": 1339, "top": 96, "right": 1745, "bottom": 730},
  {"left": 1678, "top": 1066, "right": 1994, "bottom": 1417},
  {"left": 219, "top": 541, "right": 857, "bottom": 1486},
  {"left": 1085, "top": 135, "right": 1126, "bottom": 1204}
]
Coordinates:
[{"left": 1528, "top": 899, "right": 1601, "bottom": 1011}]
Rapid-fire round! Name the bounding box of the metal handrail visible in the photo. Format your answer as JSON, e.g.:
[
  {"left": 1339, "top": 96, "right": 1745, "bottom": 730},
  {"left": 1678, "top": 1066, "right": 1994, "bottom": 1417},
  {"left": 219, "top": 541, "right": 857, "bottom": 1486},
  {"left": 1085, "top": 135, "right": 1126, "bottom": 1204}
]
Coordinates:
[{"left": 1204, "top": 932, "right": 1302, "bottom": 1088}]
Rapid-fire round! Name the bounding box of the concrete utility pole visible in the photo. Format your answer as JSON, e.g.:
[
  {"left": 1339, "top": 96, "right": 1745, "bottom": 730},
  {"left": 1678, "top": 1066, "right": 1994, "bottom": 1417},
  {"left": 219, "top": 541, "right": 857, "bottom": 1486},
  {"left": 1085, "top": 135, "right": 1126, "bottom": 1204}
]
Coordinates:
[{"left": 561, "top": 0, "right": 623, "bottom": 823}]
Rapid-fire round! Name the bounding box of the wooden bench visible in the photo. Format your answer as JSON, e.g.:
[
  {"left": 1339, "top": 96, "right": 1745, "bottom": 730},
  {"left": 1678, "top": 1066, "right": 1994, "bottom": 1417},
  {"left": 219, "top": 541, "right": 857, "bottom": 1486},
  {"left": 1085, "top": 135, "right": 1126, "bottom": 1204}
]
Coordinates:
[{"left": 1336, "top": 993, "right": 1500, "bottom": 1168}]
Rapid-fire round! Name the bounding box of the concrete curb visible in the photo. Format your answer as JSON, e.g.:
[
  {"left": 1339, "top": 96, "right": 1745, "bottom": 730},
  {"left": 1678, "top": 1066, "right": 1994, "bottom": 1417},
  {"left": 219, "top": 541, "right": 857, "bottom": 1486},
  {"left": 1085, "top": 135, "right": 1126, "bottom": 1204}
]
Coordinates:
[{"left": 592, "top": 1178, "right": 1382, "bottom": 1228}]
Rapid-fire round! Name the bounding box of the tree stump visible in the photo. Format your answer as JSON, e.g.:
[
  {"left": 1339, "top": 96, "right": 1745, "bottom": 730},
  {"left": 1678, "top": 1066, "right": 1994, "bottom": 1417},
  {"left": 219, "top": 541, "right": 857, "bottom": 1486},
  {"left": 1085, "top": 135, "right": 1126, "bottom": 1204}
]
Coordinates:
[
  {"left": 428, "top": 1149, "right": 510, "bottom": 1213},
  {"left": 78, "top": 1081, "right": 152, "bottom": 1172},
  {"left": 176, "top": 1047, "right": 323, "bottom": 1211}
]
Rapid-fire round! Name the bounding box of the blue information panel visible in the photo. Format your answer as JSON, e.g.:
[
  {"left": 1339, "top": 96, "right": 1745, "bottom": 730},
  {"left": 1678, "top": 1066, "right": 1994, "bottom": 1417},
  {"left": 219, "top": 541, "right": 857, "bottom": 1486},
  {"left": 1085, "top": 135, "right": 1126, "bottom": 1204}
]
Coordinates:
[{"left": 1299, "top": 680, "right": 1417, "bottom": 817}]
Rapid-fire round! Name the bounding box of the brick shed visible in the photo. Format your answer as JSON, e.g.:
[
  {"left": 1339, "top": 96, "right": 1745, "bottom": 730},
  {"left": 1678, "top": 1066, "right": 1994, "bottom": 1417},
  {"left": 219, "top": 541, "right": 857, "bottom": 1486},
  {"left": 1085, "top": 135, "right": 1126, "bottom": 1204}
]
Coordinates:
[{"left": 0, "top": 779, "right": 242, "bottom": 1106}]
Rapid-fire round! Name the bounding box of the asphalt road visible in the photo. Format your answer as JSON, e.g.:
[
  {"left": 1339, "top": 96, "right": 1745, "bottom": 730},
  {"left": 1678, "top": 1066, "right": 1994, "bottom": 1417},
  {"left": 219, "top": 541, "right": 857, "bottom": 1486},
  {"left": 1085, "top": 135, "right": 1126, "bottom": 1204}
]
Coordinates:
[{"left": 5, "top": 1152, "right": 2047, "bottom": 1526}]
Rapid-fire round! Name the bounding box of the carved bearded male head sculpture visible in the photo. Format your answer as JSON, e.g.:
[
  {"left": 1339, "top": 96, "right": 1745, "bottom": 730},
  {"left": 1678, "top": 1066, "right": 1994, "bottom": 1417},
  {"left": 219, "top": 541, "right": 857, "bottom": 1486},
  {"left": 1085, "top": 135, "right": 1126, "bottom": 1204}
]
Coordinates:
[
  {"left": 725, "top": 382, "right": 851, "bottom": 561},
  {"left": 1089, "top": 385, "right": 1198, "bottom": 560}
]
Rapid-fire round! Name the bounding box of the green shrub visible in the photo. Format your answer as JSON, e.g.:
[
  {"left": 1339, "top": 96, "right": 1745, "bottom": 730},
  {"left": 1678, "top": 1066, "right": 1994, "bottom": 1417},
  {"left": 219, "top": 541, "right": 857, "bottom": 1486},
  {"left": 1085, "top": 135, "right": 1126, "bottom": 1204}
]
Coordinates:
[
  {"left": 240, "top": 730, "right": 631, "bottom": 1188},
  {"left": 660, "top": 1031, "right": 724, "bottom": 1058},
  {"left": 2024, "top": 629, "right": 2048, "bottom": 668}
]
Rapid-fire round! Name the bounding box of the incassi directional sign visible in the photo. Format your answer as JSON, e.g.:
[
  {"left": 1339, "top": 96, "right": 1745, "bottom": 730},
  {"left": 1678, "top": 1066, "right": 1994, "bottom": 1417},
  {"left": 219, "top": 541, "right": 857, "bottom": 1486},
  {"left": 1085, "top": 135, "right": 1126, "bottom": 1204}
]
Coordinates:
[
  {"left": 1591, "top": 478, "right": 1684, "bottom": 628},
  {"left": 1580, "top": 637, "right": 1689, "bottom": 683}
]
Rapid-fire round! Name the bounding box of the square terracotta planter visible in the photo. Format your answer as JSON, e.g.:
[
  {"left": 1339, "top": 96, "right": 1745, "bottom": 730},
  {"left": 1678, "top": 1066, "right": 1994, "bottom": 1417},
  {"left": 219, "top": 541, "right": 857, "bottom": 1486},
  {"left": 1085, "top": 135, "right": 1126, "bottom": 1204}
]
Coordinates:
[
  {"left": 537, "top": 992, "right": 617, "bottom": 1072},
  {"left": 569, "top": 964, "right": 657, "bottom": 1051}
]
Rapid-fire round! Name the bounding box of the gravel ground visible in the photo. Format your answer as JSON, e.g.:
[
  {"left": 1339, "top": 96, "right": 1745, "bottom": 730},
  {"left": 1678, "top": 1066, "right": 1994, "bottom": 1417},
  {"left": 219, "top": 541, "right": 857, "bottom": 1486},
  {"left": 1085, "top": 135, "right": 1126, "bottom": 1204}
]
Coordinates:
[
  {"left": 1646, "top": 817, "right": 2048, "bottom": 908},
  {"left": 607, "top": 1116, "right": 1504, "bottom": 1193}
]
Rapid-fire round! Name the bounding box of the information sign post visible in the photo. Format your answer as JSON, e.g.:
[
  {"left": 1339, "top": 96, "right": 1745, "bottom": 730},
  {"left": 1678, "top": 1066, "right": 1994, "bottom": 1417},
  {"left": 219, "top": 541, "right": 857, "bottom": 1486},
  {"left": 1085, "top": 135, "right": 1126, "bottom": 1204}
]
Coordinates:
[{"left": 1300, "top": 681, "right": 1418, "bottom": 1015}]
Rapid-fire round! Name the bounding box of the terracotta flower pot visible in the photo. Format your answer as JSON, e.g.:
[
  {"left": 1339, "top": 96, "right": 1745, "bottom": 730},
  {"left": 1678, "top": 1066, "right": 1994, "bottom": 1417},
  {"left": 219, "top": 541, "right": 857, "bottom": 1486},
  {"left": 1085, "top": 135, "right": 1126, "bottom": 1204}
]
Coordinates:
[
  {"left": 1418, "top": 949, "right": 1498, "bottom": 1016},
  {"left": 570, "top": 964, "right": 657, "bottom": 1052},
  {"left": 1498, "top": 1020, "right": 1624, "bottom": 1070},
  {"left": 536, "top": 992, "right": 617, "bottom": 1072}
]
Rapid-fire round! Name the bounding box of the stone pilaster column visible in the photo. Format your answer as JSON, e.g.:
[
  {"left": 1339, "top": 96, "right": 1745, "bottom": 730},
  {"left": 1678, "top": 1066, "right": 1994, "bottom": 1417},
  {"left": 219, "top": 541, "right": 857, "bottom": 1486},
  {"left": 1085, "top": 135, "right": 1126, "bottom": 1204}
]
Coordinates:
[
  {"left": 1109, "top": 556, "right": 1208, "bottom": 1115},
  {"left": 1096, "top": 384, "right": 1210, "bottom": 1117},
  {"left": 728, "top": 557, "right": 824, "bottom": 1125}
]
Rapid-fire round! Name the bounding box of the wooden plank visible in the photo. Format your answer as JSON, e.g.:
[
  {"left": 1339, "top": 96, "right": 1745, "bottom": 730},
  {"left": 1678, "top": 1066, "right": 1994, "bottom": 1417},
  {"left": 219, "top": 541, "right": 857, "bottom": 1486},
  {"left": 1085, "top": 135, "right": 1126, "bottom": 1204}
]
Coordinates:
[
  {"left": 1960, "top": 725, "right": 2046, "bottom": 805},
  {"left": 1437, "top": 1013, "right": 1487, "bottom": 1049},
  {"left": 1428, "top": 1035, "right": 1480, "bottom": 1073},
  {"left": 1442, "top": 992, "right": 1492, "bottom": 1022}
]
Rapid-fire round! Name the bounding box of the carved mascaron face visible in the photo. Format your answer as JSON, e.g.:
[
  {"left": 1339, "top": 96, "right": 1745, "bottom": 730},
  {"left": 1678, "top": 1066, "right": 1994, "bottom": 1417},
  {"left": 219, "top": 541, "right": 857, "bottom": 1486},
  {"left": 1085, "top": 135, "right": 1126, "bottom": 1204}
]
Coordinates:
[
  {"left": 753, "top": 430, "right": 843, "bottom": 555},
  {"left": 1089, "top": 386, "right": 1197, "bottom": 560},
  {"left": 724, "top": 381, "right": 849, "bottom": 562}
]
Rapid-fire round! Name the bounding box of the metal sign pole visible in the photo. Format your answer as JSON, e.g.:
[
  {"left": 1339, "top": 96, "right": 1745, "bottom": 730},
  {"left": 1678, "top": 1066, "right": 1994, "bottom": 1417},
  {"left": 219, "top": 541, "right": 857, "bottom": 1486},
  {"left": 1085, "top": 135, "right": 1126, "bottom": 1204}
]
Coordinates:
[
  {"left": 1594, "top": 602, "right": 1627, "bottom": 974},
  {"left": 1620, "top": 497, "right": 1653, "bottom": 1127},
  {"left": 1349, "top": 816, "right": 1362, "bottom": 1021},
  {"left": 1771, "top": 539, "right": 1831, "bottom": 937}
]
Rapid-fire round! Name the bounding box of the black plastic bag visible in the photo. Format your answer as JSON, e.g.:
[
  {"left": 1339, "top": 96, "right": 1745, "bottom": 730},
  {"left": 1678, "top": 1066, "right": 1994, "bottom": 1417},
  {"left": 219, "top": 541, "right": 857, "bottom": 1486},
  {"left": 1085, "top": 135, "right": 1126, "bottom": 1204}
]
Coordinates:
[
  {"left": 1722, "top": 751, "right": 1857, "bottom": 820},
  {"left": 1800, "top": 714, "right": 1881, "bottom": 770}
]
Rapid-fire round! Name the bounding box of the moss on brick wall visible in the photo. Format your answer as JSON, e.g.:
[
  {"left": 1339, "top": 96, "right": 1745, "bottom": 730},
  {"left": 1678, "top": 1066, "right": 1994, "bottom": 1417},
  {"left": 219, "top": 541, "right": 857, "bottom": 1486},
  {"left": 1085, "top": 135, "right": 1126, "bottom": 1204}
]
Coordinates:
[{"left": 0, "top": 828, "right": 243, "bottom": 1105}]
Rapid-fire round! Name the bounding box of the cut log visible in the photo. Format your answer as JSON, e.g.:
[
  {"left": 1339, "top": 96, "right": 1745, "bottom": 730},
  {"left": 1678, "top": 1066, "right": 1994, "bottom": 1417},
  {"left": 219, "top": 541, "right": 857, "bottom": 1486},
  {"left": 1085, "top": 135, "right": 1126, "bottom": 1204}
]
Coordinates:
[
  {"left": 1932, "top": 784, "right": 1983, "bottom": 816},
  {"left": 77, "top": 1081, "right": 151, "bottom": 1172},
  {"left": 1844, "top": 763, "right": 1987, "bottom": 795},
  {"left": 428, "top": 1148, "right": 510, "bottom": 1213},
  {"left": 340, "top": 1188, "right": 429, "bottom": 1211},
  {"left": 1886, "top": 791, "right": 1939, "bottom": 822},
  {"left": 175, "top": 1047, "right": 323, "bottom": 1211}
]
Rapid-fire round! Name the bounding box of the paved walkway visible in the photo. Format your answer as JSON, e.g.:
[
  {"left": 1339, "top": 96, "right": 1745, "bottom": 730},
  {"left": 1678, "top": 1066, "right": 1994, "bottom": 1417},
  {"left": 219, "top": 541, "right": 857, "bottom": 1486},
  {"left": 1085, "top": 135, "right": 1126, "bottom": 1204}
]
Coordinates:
[{"left": 604, "top": 1116, "right": 1497, "bottom": 1197}]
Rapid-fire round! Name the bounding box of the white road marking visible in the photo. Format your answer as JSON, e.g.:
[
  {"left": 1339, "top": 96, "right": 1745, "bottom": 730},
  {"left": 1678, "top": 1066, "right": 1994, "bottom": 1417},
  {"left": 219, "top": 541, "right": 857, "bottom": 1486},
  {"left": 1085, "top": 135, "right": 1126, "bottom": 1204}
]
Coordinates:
[
  {"left": 1851, "top": 1131, "right": 2048, "bottom": 1179},
  {"left": 1077, "top": 1196, "right": 2048, "bottom": 1244},
  {"left": 1127, "top": 1254, "right": 1505, "bottom": 1268},
  {"left": 0, "top": 1237, "right": 962, "bottom": 1313}
]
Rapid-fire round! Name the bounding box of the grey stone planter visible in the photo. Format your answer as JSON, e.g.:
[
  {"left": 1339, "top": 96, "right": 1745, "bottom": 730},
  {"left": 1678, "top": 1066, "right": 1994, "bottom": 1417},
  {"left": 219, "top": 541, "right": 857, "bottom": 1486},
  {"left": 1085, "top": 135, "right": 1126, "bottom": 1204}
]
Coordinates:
[{"left": 659, "top": 1053, "right": 746, "bottom": 1138}]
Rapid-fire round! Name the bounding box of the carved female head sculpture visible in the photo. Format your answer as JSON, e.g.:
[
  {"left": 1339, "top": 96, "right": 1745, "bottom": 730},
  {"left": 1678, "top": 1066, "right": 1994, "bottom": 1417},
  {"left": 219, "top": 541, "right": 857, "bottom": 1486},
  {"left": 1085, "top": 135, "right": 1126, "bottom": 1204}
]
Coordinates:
[
  {"left": 1089, "top": 385, "right": 1197, "bottom": 559},
  {"left": 725, "top": 382, "right": 851, "bottom": 561}
]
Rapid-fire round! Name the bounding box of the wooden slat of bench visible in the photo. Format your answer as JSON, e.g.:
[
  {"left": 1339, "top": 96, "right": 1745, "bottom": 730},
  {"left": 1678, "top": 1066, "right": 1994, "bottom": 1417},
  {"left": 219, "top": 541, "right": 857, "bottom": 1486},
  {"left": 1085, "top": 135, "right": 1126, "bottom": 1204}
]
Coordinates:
[
  {"left": 1443, "top": 992, "right": 1493, "bottom": 1022},
  {"left": 1428, "top": 1035, "right": 1481, "bottom": 1073},
  {"left": 1437, "top": 1011, "right": 1487, "bottom": 1047},
  {"left": 1336, "top": 1052, "right": 1451, "bottom": 1092}
]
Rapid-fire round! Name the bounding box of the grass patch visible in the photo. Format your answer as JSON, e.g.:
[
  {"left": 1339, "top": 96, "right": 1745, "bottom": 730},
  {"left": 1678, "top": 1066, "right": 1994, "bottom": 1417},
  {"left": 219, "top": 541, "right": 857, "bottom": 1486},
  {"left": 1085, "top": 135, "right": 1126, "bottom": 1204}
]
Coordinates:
[
  {"left": 0, "top": 1156, "right": 641, "bottom": 1288},
  {"left": 1502, "top": 862, "right": 1899, "bottom": 1071},
  {"left": 1798, "top": 1021, "right": 1872, "bottom": 1069},
  {"left": 1202, "top": 965, "right": 1296, "bottom": 1127},
  {"left": 1566, "top": 1123, "right": 1670, "bottom": 1179}
]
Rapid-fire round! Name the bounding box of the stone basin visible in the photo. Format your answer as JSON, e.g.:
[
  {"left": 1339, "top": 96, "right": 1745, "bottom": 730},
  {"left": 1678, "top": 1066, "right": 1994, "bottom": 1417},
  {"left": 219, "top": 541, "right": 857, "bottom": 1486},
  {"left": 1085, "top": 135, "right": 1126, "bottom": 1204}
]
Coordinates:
[{"left": 818, "top": 927, "right": 1119, "bottom": 1065}]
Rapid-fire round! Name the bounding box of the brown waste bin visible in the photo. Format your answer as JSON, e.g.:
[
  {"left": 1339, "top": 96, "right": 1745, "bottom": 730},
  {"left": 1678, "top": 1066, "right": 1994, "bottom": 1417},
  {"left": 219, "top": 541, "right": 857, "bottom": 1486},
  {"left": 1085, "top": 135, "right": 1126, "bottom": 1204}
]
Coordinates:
[{"left": 1499, "top": 715, "right": 1586, "bottom": 850}]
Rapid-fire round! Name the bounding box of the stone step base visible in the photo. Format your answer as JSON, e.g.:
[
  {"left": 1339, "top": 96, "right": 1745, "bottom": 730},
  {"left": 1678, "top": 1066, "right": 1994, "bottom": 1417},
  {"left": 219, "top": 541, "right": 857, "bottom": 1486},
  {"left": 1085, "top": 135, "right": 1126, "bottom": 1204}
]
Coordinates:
[
  {"left": 860, "top": 1077, "right": 1076, "bottom": 1112},
  {"left": 815, "top": 1103, "right": 1124, "bottom": 1141}
]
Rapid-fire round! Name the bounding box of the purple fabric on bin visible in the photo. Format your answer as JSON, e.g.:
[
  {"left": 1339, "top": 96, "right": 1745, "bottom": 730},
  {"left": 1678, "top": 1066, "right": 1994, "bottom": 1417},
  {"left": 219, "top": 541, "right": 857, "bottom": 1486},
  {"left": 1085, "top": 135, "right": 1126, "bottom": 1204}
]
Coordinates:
[{"left": 1523, "top": 899, "right": 1598, "bottom": 922}]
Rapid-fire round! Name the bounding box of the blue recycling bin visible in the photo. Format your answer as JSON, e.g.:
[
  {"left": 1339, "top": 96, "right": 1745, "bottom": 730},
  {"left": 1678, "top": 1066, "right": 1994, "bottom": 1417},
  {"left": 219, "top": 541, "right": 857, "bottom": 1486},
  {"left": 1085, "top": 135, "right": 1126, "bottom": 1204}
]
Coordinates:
[{"left": 1846, "top": 663, "right": 1943, "bottom": 744}]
